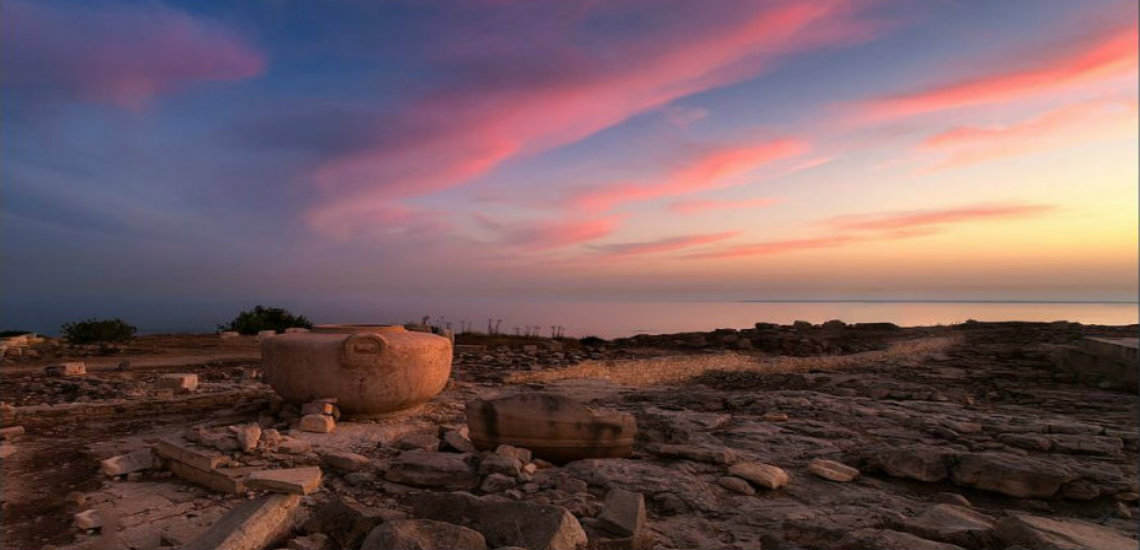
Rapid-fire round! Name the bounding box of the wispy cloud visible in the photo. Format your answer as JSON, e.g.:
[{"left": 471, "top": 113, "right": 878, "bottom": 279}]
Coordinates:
[
  {"left": 593, "top": 231, "right": 742, "bottom": 258},
  {"left": 857, "top": 24, "right": 1138, "bottom": 119},
  {"left": 690, "top": 202, "right": 1057, "bottom": 259},
  {"left": 475, "top": 214, "right": 621, "bottom": 251},
  {"left": 669, "top": 197, "right": 783, "bottom": 215},
  {"left": 917, "top": 98, "right": 1138, "bottom": 171},
  {"left": 2, "top": 0, "right": 264, "bottom": 109}
]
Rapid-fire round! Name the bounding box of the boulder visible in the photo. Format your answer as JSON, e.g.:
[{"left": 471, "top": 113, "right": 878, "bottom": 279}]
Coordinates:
[
  {"left": 385, "top": 451, "right": 478, "bottom": 490},
  {"left": 443, "top": 430, "right": 477, "bottom": 453},
  {"left": 996, "top": 513, "right": 1137, "bottom": 550},
  {"left": 951, "top": 453, "right": 1075, "bottom": 498},
  {"left": 303, "top": 498, "right": 391, "bottom": 550},
  {"left": 728, "top": 462, "right": 789, "bottom": 490},
  {"left": 411, "top": 491, "right": 587, "bottom": 550},
  {"left": 865, "top": 445, "right": 956, "bottom": 482},
  {"left": 596, "top": 489, "right": 646, "bottom": 537},
  {"left": 718, "top": 476, "right": 756, "bottom": 495},
  {"left": 361, "top": 519, "right": 487, "bottom": 550},
  {"left": 228, "top": 423, "right": 261, "bottom": 453},
  {"left": 466, "top": 394, "right": 636, "bottom": 463}
]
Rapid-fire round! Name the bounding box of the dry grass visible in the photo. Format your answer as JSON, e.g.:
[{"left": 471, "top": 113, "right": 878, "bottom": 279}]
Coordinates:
[{"left": 506, "top": 335, "right": 959, "bottom": 387}]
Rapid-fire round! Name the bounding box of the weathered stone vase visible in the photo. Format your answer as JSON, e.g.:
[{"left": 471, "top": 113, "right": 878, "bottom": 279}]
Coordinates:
[{"left": 261, "top": 324, "right": 452, "bottom": 415}]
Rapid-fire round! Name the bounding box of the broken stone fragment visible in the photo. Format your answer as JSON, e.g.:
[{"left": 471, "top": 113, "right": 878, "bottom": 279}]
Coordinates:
[
  {"left": 277, "top": 437, "right": 312, "bottom": 454},
  {"left": 361, "top": 519, "right": 487, "bottom": 550},
  {"left": 74, "top": 509, "right": 103, "bottom": 531},
  {"left": 647, "top": 443, "right": 734, "bottom": 465},
  {"left": 385, "top": 451, "right": 478, "bottom": 490},
  {"left": 300, "top": 414, "right": 336, "bottom": 433},
  {"left": 320, "top": 449, "right": 369, "bottom": 472},
  {"left": 466, "top": 393, "right": 636, "bottom": 463},
  {"left": 303, "top": 498, "right": 394, "bottom": 550},
  {"left": 179, "top": 494, "right": 300, "bottom": 550},
  {"left": 480, "top": 473, "right": 517, "bottom": 493},
  {"left": 395, "top": 432, "right": 441, "bottom": 451},
  {"left": 900, "top": 504, "right": 996, "bottom": 548},
  {"left": 154, "top": 438, "right": 226, "bottom": 470},
  {"left": 443, "top": 429, "right": 477, "bottom": 453},
  {"left": 596, "top": 489, "right": 646, "bottom": 537},
  {"left": 808, "top": 458, "right": 860, "bottom": 482},
  {"left": 286, "top": 533, "right": 329, "bottom": 550},
  {"left": 718, "top": 476, "right": 756, "bottom": 495},
  {"left": 728, "top": 462, "right": 789, "bottom": 489},
  {"left": 101, "top": 448, "right": 155, "bottom": 476},
  {"left": 0, "top": 443, "right": 16, "bottom": 460},
  {"left": 302, "top": 398, "right": 339, "bottom": 417},
  {"left": 247, "top": 466, "right": 323, "bottom": 495},
  {"left": 157, "top": 373, "right": 199, "bottom": 393},
  {"left": 228, "top": 423, "right": 262, "bottom": 453},
  {"left": 495, "top": 444, "right": 532, "bottom": 464},
  {"left": 45, "top": 362, "right": 86, "bottom": 377},
  {"left": 478, "top": 453, "right": 522, "bottom": 477}
]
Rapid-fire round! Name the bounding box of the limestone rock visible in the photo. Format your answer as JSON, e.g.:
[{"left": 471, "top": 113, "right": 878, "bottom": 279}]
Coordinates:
[
  {"left": 865, "top": 445, "right": 955, "bottom": 483},
  {"left": 385, "top": 451, "right": 478, "bottom": 490},
  {"left": 303, "top": 498, "right": 390, "bottom": 550},
  {"left": 718, "top": 476, "right": 756, "bottom": 495},
  {"left": 951, "top": 453, "right": 1075, "bottom": 498},
  {"left": 45, "top": 362, "right": 86, "bottom": 377},
  {"left": 157, "top": 374, "right": 199, "bottom": 393},
  {"left": 443, "top": 429, "right": 477, "bottom": 453},
  {"left": 101, "top": 449, "right": 154, "bottom": 476},
  {"left": 229, "top": 423, "right": 261, "bottom": 453},
  {"left": 480, "top": 473, "right": 517, "bottom": 493},
  {"left": 478, "top": 453, "right": 522, "bottom": 477},
  {"left": 596, "top": 489, "right": 646, "bottom": 537},
  {"left": 247, "top": 466, "right": 323, "bottom": 495},
  {"left": 411, "top": 491, "right": 588, "bottom": 550},
  {"left": 808, "top": 458, "right": 859, "bottom": 482},
  {"left": 838, "top": 528, "right": 965, "bottom": 550},
  {"left": 396, "top": 432, "right": 441, "bottom": 451},
  {"left": 728, "top": 462, "right": 789, "bottom": 489},
  {"left": 901, "top": 504, "right": 996, "bottom": 548},
  {"left": 361, "top": 519, "right": 487, "bottom": 550},
  {"left": 179, "top": 494, "right": 300, "bottom": 550},
  {"left": 300, "top": 414, "right": 335, "bottom": 433},
  {"left": 996, "top": 513, "right": 1138, "bottom": 550},
  {"left": 320, "top": 449, "right": 370, "bottom": 472}
]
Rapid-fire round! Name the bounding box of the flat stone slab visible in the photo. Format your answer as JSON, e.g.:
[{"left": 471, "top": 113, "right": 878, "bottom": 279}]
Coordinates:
[
  {"left": 155, "top": 438, "right": 226, "bottom": 471},
  {"left": 247, "top": 467, "right": 323, "bottom": 495},
  {"left": 997, "top": 513, "right": 1138, "bottom": 550},
  {"left": 101, "top": 449, "right": 155, "bottom": 476},
  {"left": 179, "top": 494, "right": 300, "bottom": 550},
  {"left": 729, "top": 462, "right": 789, "bottom": 489}
]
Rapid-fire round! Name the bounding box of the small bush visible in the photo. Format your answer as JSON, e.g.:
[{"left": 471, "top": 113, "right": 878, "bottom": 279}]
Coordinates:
[
  {"left": 219, "top": 305, "right": 313, "bottom": 335},
  {"left": 61, "top": 318, "right": 136, "bottom": 345},
  {"left": 578, "top": 335, "right": 607, "bottom": 347}
]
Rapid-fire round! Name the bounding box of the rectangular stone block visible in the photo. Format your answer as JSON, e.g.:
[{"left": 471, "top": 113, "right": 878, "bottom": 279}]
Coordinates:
[
  {"left": 0, "top": 425, "right": 25, "bottom": 441},
  {"left": 101, "top": 448, "right": 155, "bottom": 476},
  {"left": 299, "top": 414, "right": 335, "bottom": 433},
  {"left": 247, "top": 467, "right": 322, "bottom": 495},
  {"left": 168, "top": 460, "right": 245, "bottom": 494},
  {"left": 179, "top": 494, "right": 300, "bottom": 550},
  {"left": 155, "top": 438, "right": 226, "bottom": 470}
]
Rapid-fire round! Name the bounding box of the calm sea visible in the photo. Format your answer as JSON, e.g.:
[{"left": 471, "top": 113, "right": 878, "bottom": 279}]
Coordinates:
[{"left": 7, "top": 299, "right": 1137, "bottom": 338}]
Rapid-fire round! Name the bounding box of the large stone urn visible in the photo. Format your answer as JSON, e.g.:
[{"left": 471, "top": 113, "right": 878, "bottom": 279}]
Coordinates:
[{"left": 261, "top": 324, "right": 452, "bottom": 415}]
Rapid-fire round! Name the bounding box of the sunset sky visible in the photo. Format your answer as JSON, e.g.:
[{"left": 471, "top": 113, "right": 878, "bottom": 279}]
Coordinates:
[{"left": 3, "top": 0, "right": 1137, "bottom": 330}]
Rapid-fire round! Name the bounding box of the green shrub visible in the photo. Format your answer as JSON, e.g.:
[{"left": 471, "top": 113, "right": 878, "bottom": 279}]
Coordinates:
[
  {"left": 219, "top": 305, "right": 313, "bottom": 335},
  {"left": 579, "top": 335, "right": 607, "bottom": 347},
  {"left": 60, "top": 318, "right": 136, "bottom": 345}
]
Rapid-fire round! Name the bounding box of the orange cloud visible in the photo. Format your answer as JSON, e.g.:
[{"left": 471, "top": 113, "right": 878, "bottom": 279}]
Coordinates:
[
  {"left": 917, "top": 99, "right": 1138, "bottom": 170},
  {"left": 669, "top": 197, "right": 782, "bottom": 215},
  {"left": 594, "top": 231, "right": 742, "bottom": 258},
  {"left": 572, "top": 138, "right": 808, "bottom": 212},
  {"left": 690, "top": 202, "right": 1057, "bottom": 259},
  {"left": 304, "top": 2, "right": 879, "bottom": 237},
  {"left": 860, "top": 24, "right": 1138, "bottom": 119}
]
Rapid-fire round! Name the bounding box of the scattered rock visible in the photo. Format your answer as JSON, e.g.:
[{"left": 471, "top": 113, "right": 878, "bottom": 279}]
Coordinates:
[
  {"left": 647, "top": 444, "right": 734, "bottom": 465},
  {"left": 157, "top": 373, "right": 199, "bottom": 393},
  {"left": 361, "top": 519, "right": 487, "bottom": 550},
  {"left": 443, "top": 429, "right": 477, "bottom": 453},
  {"left": 45, "top": 362, "right": 86, "bottom": 377},
  {"left": 808, "top": 458, "right": 859, "bottom": 482},
  {"left": 303, "top": 498, "right": 391, "bottom": 550},
  {"left": 480, "top": 473, "right": 517, "bottom": 493},
  {"left": 396, "top": 432, "right": 441, "bottom": 452},
  {"left": 180, "top": 494, "right": 300, "bottom": 550},
  {"left": 951, "top": 453, "right": 1075, "bottom": 498},
  {"left": 900, "top": 504, "right": 996, "bottom": 548},
  {"left": 300, "top": 414, "right": 336, "bottom": 434},
  {"left": 864, "top": 445, "right": 955, "bottom": 482},
  {"left": 728, "top": 462, "right": 789, "bottom": 489},
  {"left": 717, "top": 476, "right": 756, "bottom": 495},
  {"left": 596, "top": 489, "right": 646, "bottom": 537},
  {"left": 838, "top": 528, "right": 965, "bottom": 550},
  {"left": 101, "top": 449, "right": 154, "bottom": 476},
  {"left": 412, "top": 491, "right": 588, "bottom": 550},
  {"left": 247, "top": 467, "right": 323, "bottom": 495},
  {"left": 320, "top": 449, "right": 370, "bottom": 472},
  {"left": 385, "top": 451, "right": 478, "bottom": 490},
  {"left": 75, "top": 509, "right": 104, "bottom": 531},
  {"left": 287, "top": 533, "right": 331, "bottom": 550},
  {"left": 228, "top": 423, "right": 261, "bottom": 452}
]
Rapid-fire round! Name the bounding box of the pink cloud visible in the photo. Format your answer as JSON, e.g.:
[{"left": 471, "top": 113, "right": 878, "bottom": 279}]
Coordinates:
[
  {"left": 2, "top": 0, "right": 264, "bottom": 109},
  {"left": 594, "top": 231, "right": 743, "bottom": 258},
  {"left": 669, "top": 197, "right": 783, "bottom": 215},
  {"left": 690, "top": 202, "right": 1057, "bottom": 259},
  {"left": 917, "top": 99, "right": 1138, "bottom": 170},
  {"left": 304, "top": 2, "right": 882, "bottom": 237},
  {"left": 571, "top": 138, "right": 809, "bottom": 212},
  {"left": 859, "top": 24, "right": 1138, "bottom": 119},
  {"left": 476, "top": 214, "right": 620, "bottom": 251}
]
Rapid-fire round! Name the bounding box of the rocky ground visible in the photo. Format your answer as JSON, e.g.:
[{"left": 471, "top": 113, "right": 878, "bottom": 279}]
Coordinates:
[{"left": 1, "top": 321, "right": 1137, "bottom": 550}]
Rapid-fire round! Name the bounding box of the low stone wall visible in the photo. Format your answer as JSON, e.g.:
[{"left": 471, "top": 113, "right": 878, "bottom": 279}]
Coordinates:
[
  {"left": 1058, "top": 337, "right": 1138, "bottom": 389},
  {"left": 1, "top": 388, "right": 275, "bottom": 429}
]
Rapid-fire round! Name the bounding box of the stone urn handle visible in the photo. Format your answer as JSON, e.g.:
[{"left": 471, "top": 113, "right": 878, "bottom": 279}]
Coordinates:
[{"left": 341, "top": 333, "right": 386, "bottom": 368}]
